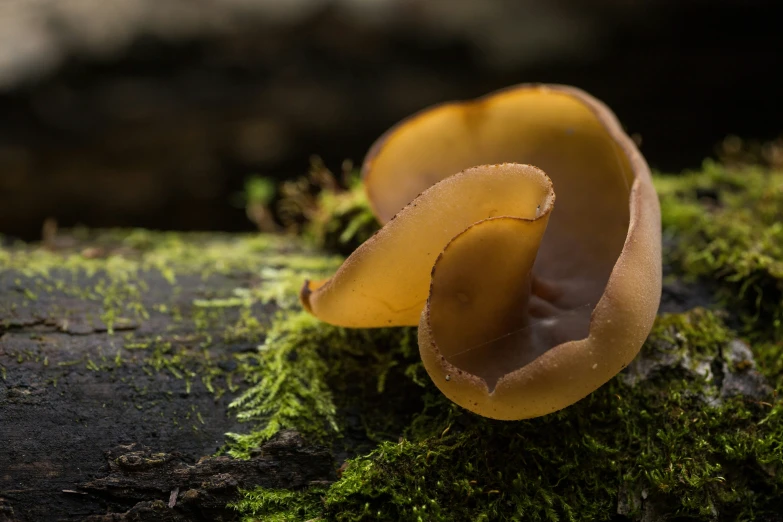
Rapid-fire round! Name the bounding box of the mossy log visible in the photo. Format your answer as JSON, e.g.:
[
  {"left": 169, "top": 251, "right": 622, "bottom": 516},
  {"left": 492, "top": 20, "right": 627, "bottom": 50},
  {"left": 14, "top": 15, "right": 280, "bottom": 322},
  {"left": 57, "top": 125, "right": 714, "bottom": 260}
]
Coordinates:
[
  {"left": 0, "top": 231, "right": 342, "bottom": 521},
  {"left": 2, "top": 161, "right": 783, "bottom": 521}
]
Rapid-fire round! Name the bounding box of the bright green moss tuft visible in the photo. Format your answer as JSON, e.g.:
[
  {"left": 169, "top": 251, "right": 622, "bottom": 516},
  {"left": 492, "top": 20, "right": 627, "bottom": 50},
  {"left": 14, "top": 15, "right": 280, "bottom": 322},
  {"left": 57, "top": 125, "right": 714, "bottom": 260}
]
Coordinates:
[
  {"left": 306, "top": 180, "right": 380, "bottom": 255},
  {"left": 225, "top": 312, "right": 341, "bottom": 457},
  {"left": 229, "top": 486, "right": 327, "bottom": 522},
  {"left": 224, "top": 309, "right": 423, "bottom": 459},
  {"left": 269, "top": 158, "right": 381, "bottom": 255},
  {"left": 655, "top": 160, "right": 783, "bottom": 338}
]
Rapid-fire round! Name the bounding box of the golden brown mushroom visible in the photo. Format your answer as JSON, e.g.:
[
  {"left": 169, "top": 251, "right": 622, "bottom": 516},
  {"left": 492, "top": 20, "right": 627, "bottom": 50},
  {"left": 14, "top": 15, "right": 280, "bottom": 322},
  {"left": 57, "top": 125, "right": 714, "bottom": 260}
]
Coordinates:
[{"left": 300, "top": 84, "right": 661, "bottom": 420}]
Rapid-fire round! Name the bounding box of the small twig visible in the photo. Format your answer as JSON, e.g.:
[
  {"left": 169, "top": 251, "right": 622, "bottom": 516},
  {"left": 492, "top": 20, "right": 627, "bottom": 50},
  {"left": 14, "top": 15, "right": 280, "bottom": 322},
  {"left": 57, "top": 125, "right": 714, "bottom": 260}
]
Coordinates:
[{"left": 168, "top": 487, "right": 179, "bottom": 508}]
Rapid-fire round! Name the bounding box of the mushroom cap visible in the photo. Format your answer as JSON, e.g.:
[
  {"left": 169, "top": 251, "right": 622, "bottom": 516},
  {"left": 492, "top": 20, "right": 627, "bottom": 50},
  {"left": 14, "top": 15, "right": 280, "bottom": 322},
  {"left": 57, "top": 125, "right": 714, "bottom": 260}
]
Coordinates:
[
  {"left": 301, "top": 163, "right": 555, "bottom": 327},
  {"left": 301, "top": 84, "right": 662, "bottom": 420}
]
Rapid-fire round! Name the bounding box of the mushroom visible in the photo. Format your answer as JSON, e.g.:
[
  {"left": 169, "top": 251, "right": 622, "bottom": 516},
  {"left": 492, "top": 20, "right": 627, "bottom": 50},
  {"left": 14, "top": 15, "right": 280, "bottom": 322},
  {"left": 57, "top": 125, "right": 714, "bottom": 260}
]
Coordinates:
[{"left": 300, "top": 84, "right": 661, "bottom": 420}]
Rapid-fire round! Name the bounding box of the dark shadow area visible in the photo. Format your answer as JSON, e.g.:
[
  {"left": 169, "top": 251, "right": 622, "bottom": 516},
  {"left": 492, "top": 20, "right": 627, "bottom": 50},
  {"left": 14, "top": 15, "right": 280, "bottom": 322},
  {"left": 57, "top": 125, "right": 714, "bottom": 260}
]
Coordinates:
[{"left": 0, "top": 0, "right": 780, "bottom": 240}]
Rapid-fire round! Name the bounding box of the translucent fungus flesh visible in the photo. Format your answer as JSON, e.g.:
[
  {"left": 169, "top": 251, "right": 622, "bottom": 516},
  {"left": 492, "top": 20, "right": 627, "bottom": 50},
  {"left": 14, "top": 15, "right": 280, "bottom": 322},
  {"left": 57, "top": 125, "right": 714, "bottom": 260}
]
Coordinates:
[
  {"left": 301, "top": 164, "right": 555, "bottom": 328},
  {"left": 300, "top": 84, "right": 662, "bottom": 420}
]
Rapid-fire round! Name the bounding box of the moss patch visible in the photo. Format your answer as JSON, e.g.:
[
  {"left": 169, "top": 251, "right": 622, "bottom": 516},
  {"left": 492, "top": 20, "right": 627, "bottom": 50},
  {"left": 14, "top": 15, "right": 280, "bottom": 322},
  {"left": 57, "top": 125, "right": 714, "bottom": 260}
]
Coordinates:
[
  {"left": 234, "top": 310, "right": 783, "bottom": 521},
  {"left": 5, "top": 158, "right": 781, "bottom": 520},
  {"left": 0, "top": 228, "right": 345, "bottom": 433},
  {"left": 230, "top": 486, "right": 328, "bottom": 522},
  {"left": 305, "top": 180, "right": 379, "bottom": 255},
  {"left": 655, "top": 160, "right": 783, "bottom": 338},
  {"left": 249, "top": 158, "right": 381, "bottom": 255},
  {"left": 225, "top": 311, "right": 422, "bottom": 459},
  {"left": 228, "top": 160, "right": 783, "bottom": 521}
]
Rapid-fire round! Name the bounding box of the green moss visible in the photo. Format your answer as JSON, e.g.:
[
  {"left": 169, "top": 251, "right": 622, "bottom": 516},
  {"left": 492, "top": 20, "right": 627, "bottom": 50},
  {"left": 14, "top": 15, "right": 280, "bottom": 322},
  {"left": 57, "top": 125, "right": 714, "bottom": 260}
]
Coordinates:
[
  {"left": 229, "top": 486, "right": 327, "bottom": 522},
  {"left": 269, "top": 158, "right": 380, "bottom": 255},
  {"left": 227, "top": 159, "right": 783, "bottom": 521},
  {"left": 0, "top": 228, "right": 347, "bottom": 429},
  {"left": 226, "top": 309, "right": 783, "bottom": 521},
  {"left": 219, "top": 307, "right": 770, "bottom": 521},
  {"left": 647, "top": 307, "right": 731, "bottom": 358},
  {"left": 5, "top": 158, "right": 780, "bottom": 520},
  {"left": 224, "top": 310, "right": 422, "bottom": 459},
  {"left": 655, "top": 160, "right": 783, "bottom": 338},
  {"left": 316, "top": 311, "right": 780, "bottom": 522},
  {"left": 225, "top": 312, "right": 341, "bottom": 457},
  {"left": 755, "top": 340, "right": 783, "bottom": 390},
  {"left": 243, "top": 177, "right": 277, "bottom": 207},
  {"left": 306, "top": 181, "right": 380, "bottom": 255},
  {"left": 0, "top": 229, "right": 294, "bottom": 335}
]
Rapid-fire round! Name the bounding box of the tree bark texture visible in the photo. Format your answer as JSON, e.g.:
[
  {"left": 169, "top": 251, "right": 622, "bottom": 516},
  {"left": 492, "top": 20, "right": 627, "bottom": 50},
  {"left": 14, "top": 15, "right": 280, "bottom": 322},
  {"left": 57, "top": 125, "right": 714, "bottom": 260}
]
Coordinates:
[{"left": 0, "top": 231, "right": 335, "bottom": 521}]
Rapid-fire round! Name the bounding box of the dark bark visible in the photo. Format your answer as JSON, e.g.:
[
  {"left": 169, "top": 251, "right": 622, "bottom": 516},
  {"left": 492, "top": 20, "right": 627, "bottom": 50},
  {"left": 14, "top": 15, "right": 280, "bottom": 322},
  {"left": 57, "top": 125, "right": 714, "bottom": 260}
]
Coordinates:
[
  {"left": 0, "top": 232, "right": 334, "bottom": 521},
  {"left": 80, "top": 431, "right": 334, "bottom": 522}
]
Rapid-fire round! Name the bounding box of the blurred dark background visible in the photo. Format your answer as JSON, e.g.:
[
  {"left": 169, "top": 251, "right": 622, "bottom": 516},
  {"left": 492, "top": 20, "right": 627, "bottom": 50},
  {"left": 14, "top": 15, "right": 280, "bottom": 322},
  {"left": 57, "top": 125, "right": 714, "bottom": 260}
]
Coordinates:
[{"left": 0, "top": 0, "right": 781, "bottom": 240}]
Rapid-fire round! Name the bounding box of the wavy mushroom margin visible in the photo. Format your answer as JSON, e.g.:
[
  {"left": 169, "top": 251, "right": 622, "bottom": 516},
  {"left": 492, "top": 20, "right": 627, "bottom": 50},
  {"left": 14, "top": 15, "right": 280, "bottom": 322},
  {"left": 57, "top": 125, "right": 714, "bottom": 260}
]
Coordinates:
[{"left": 304, "top": 84, "right": 662, "bottom": 420}]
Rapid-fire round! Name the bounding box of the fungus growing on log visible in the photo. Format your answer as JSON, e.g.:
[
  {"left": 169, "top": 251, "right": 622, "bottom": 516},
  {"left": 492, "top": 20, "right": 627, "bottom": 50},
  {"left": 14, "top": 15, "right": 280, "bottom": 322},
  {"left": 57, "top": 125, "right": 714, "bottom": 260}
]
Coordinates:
[{"left": 300, "top": 84, "right": 662, "bottom": 420}]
